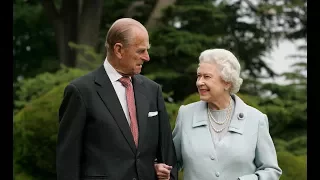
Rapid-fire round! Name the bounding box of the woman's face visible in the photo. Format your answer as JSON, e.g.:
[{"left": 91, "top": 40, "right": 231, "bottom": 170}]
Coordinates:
[{"left": 196, "top": 62, "right": 230, "bottom": 102}]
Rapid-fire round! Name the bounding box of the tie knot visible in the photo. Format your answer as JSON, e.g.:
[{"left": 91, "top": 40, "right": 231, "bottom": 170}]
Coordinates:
[{"left": 119, "top": 77, "right": 131, "bottom": 88}]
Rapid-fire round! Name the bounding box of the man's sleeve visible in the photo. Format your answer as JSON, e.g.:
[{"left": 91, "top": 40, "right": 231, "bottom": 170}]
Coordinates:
[
  {"left": 57, "top": 83, "right": 87, "bottom": 180},
  {"left": 156, "top": 85, "right": 178, "bottom": 180}
]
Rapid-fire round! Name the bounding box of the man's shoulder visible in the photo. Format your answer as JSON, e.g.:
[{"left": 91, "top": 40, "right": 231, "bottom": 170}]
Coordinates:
[
  {"left": 135, "top": 74, "right": 159, "bottom": 87},
  {"left": 68, "top": 68, "right": 98, "bottom": 90},
  {"left": 70, "top": 71, "right": 94, "bottom": 85}
]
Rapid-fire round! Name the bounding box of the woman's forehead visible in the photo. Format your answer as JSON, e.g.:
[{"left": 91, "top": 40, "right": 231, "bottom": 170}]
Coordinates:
[{"left": 197, "top": 63, "right": 217, "bottom": 72}]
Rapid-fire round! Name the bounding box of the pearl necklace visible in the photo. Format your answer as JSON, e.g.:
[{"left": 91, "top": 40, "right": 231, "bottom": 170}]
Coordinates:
[{"left": 207, "top": 99, "right": 233, "bottom": 133}]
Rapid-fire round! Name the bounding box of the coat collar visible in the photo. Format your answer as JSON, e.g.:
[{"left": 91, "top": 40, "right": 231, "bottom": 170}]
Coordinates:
[
  {"left": 228, "top": 94, "right": 247, "bottom": 134},
  {"left": 192, "top": 94, "right": 247, "bottom": 135}
]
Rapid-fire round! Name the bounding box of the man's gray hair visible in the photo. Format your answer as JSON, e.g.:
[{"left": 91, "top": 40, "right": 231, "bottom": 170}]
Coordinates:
[{"left": 199, "top": 48, "right": 243, "bottom": 94}]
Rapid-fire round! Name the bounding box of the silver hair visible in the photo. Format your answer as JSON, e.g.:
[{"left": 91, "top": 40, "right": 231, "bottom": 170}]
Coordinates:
[{"left": 198, "top": 48, "right": 243, "bottom": 94}]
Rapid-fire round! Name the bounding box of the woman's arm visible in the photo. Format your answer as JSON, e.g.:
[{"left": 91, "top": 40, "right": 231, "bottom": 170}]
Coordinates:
[{"left": 238, "top": 114, "right": 282, "bottom": 180}]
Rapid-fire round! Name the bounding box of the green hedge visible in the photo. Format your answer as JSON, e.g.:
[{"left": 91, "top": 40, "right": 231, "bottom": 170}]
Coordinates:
[
  {"left": 14, "top": 83, "right": 67, "bottom": 180},
  {"left": 277, "top": 151, "right": 307, "bottom": 180}
]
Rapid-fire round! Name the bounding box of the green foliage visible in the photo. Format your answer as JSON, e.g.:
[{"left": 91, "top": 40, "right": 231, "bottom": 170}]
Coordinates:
[
  {"left": 274, "top": 136, "right": 307, "bottom": 156},
  {"left": 182, "top": 93, "right": 200, "bottom": 105},
  {"left": 14, "top": 67, "right": 89, "bottom": 113},
  {"left": 13, "top": 0, "right": 58, "bottom": 81},
  {"left": 236, "top": 93, "right": 262, "bottom": 110},
  {"left": 165, "top": 102, "right": 181, "bottom": 130},
  {"left": 14, "top": 172, "right": 34, "bottom": 180},
  {"left": 68, "top": 42, "right": 104, "bottom": 71},
  {"left": 143, "top": 0, "right": 307, "bottom": 102},
  {"left": 277, "top": 151, "right": 307, "bottom": 180},
  {"left": 14, "top": 83, "right": 67, "bottom": 180}
]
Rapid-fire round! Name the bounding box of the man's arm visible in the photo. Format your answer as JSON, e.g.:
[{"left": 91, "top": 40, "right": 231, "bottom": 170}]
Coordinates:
[
  {"left": 57, "top": 83, "right": 87, "bottom": 180},
  {"left": 156, "top": 85, "right": 178, "bottom": 180}
]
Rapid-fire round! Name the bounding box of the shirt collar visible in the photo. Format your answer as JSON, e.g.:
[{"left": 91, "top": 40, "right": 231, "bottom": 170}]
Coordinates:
[{"left": 103, "top": 58, "right": 131, "bottom": 83}]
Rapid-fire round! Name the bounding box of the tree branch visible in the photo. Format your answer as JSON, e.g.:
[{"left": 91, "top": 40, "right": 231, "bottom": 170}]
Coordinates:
[{"left": 145, "top": 0, "right": 176, "bottom": 30}]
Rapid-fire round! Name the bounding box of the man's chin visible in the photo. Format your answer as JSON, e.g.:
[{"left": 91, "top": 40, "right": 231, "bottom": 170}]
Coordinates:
[{"left": 134, "top": 69, "right": 142, "bottom": 75}]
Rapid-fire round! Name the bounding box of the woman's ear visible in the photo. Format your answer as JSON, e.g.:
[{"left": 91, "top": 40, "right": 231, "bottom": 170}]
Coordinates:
[
  {"left": 114, "top": 43, "right": 123, "bottom": 59},
  {"left": 224, "top": 81, "right": 232, "bottom": 91}
]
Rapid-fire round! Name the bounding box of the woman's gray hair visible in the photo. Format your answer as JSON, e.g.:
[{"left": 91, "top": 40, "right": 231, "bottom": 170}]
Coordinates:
[{"left": 199, "top": 48, "right": 243, "bottom": 94}]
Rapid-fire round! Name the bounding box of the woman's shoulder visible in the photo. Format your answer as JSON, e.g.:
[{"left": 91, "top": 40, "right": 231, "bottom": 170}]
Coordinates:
[
  {"left": 179, "top": 100, "right": 205, "bottom": 112},
  {"left": 245, "top": 105, "right": 265, "bottom": 117}
]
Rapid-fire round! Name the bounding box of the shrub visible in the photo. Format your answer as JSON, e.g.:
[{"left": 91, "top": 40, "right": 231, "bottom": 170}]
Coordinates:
[
  {"left": 14, "top": 67, "right": 88, "bottom": 113},
  {"left": 14, "top": 83, "right": 67, "bottom": 180},
  {"left": 277, "top": 151, "right": 307, "bottom": 180}
]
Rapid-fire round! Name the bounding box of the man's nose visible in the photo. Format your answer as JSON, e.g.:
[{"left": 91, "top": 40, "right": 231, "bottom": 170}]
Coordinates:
[{"left": 142, "top": 51, "right": 150, "bottom": 62}]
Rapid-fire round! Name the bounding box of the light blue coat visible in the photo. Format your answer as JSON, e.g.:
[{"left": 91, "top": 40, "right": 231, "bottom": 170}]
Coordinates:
[{"left": 173, "top": 94, "right": 282, "bottom": 180}]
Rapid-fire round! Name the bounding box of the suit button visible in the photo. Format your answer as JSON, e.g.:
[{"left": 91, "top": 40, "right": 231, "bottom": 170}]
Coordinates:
[
  {"left": 215, "top": 172, "right": 220, "bottom": 177},
  {"left": 210, "top": 156, "right": 215, "bottom": 160}
]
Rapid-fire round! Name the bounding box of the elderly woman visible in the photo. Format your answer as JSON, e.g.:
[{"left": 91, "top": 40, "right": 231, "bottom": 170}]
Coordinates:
[{"left": 155, "top": 48, "right": 282, "bottom": 180}]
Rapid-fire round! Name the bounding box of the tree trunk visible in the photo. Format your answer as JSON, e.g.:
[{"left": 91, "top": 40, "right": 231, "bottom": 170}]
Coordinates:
[
  {"left": 76, "top": 0, "right": 104, "bottom": 67},
  {"left": 42, "top": 0, "right": 104, "bottom": 68},
  {"left": 42, "top": 0, "right": 79, "bottom": 67}
]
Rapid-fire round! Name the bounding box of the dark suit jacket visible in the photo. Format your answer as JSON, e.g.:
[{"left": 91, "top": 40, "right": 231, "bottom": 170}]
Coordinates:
[{"left": 57, "top": 65, "right": 177, "bottom": 180}]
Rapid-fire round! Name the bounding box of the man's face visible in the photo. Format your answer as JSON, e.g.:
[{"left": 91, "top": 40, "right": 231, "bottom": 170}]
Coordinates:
[{"left": 120, "top": 28, "right": 150, "bottom": 76}]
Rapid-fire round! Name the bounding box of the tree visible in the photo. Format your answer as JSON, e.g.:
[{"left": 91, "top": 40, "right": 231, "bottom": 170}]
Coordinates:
[
  {"left": 142, "top": 0, "right": 284, "bottom": 101},
  {"left": 40, "top": 0, "right": 104, "bottom": 67},
  {"left": 13, "top": 0, "right": 59, "bottom": 81}
]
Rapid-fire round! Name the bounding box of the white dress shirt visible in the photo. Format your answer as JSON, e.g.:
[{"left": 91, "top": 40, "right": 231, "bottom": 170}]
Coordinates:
[{"left": 103, "top": 59, "right": 131, "bottom": 125}]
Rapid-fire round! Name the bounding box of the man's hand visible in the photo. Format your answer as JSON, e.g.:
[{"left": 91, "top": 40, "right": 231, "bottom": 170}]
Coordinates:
[{"left": 154, "top": 163, "right": 172, "bottom": 180}]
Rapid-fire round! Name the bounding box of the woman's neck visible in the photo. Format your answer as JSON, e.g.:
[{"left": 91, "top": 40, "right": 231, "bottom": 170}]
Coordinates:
[{"left": 208, "top": 95, "right": 231, "bottom": 110}]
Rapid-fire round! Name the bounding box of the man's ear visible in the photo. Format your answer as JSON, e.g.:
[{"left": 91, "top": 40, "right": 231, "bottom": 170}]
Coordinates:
[{"left": 114, "top": 43, "right": 123, "bottom": 59}]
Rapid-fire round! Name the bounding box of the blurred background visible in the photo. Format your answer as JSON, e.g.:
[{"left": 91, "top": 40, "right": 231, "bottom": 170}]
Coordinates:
[{"left": 13, "top": 0, "right": 307, "bottom": 179}]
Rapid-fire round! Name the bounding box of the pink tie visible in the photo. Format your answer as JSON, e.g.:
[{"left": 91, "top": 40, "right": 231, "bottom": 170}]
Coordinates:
[{"left": 119, "top": 77, "right": 139, "bottom": 147}]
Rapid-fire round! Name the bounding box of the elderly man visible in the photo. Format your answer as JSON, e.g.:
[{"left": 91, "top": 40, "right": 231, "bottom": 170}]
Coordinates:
[{"left": 56, "top": 18, "right": 177, "bottom": 180}]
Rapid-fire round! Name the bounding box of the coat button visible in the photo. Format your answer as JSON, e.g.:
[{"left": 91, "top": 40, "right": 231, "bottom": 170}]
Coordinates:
[
  {"left": 215, "top": 172, "right": 220, "bottom": 177},
  {"left": 237, "top": 113, "right": 244, "bottom": 120},
  {"left": 210, "top": 156, "right": 215, "bottom": 160},
  {"left": 132, "top": 178, "right": 137, "bottom": 180}
]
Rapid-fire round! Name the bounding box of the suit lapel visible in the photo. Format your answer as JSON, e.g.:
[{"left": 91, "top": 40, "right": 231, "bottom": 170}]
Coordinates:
[
  {"left": 132, "top": 75, "right": 149, "bottom": 150},
  {"left": 94, "top": 65, "right": 136, "bottom": 153}
]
